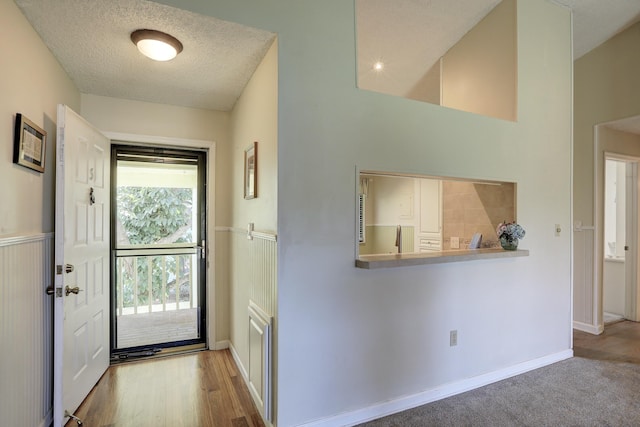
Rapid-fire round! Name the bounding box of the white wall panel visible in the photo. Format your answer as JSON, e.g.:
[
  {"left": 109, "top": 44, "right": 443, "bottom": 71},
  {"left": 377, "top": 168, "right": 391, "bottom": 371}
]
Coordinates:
[{"left": 0, "top": 234, "right": 54, "bottom": 427}]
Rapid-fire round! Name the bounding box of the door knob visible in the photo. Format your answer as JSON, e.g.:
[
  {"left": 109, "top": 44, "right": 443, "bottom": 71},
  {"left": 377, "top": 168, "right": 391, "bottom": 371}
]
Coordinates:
[{"left": 65, "top": 285, "right": 82, "bottom": 296}]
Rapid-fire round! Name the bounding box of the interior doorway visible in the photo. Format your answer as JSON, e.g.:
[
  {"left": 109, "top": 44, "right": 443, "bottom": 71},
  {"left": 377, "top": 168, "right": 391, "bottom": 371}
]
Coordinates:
[
  {"left": 602, "top": 154, "right": 639, "bottom": 328},
  {"left": 110, "top": 145, "right": 207, "bottom": 358},
  {"left": 603, "top": 158, "right": 629, "bottom": 324}
]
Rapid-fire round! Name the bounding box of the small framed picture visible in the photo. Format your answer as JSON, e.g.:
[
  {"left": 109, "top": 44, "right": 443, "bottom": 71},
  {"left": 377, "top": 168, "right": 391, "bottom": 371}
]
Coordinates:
[
  {"left": 244, "top": 141, "right": 257, "bottom": 199},
  {"left": 13, "top": 113, "right": 46, "bottom": 173}
]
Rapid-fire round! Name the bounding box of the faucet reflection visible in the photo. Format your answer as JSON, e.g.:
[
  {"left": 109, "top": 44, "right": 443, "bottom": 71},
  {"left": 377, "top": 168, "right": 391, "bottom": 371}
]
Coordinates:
[{"left": 395, "top": 225, "right": 402, "bottom": 254}]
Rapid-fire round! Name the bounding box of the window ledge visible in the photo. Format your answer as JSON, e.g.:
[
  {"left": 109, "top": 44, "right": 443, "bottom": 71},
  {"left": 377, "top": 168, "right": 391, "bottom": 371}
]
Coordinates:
[{"left": 355, "top": 248, "right": 529, "bottom": 269}]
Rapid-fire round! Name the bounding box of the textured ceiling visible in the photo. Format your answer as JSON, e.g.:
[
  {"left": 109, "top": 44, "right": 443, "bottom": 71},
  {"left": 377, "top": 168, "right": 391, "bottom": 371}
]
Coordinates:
[
  {"left": 14, "top": 0, "right": 276, "bottom": 111},
  {"left": 13, "top": 0, "right": 640, "bottom": 117}
]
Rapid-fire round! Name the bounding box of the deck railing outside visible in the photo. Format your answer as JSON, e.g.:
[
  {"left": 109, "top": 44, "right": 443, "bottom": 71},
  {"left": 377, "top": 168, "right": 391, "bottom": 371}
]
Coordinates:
[{"left": 116, "top": 249, "right": 198, "bottom": 316}]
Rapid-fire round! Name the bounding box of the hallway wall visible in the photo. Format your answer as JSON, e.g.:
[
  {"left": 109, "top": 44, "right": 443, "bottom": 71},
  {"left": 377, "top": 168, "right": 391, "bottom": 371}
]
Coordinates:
[
  {"left": 574, "top": 22, "right": 640, "bottom": 331},
  {"left": 80, "top": 94, "right": 233, "bottom": 346},
  {"left": 0, "top": 2, "right": 81, "bottom": 426}
]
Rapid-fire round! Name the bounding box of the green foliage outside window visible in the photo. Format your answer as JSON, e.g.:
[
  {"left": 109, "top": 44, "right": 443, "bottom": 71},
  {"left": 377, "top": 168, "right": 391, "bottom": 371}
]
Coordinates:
[{"left": 117, "top": 187, "right": 195, "bottom": 309}]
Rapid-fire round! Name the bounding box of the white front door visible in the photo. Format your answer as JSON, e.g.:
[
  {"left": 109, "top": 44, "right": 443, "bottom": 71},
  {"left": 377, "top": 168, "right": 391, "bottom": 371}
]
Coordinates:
[{"left": 53, "top": 105, "right": 110, "bottom": 426}]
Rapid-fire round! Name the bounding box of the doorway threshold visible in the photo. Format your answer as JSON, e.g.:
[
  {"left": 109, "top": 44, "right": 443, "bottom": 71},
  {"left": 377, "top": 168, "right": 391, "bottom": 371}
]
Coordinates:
[{"left": 111, "top": 343, "right": 206, "bottom": 365}]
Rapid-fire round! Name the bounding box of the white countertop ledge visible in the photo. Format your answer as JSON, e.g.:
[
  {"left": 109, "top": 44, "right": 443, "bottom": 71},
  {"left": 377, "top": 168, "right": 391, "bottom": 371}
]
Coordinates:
[{"left": 356, "top": 248, "right": 529, "bottom": 269}]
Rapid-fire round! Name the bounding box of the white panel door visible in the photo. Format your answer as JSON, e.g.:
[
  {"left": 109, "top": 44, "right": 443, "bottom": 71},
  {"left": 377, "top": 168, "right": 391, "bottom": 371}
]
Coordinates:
[{"left": 53, "top": 105, "right": 110, "bottom": 426}]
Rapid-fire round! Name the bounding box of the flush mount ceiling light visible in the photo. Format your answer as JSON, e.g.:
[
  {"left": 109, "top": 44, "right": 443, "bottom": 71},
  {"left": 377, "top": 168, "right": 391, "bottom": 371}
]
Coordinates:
[{"left": 131, "top": 29, "right": 183, "bottom": 61}]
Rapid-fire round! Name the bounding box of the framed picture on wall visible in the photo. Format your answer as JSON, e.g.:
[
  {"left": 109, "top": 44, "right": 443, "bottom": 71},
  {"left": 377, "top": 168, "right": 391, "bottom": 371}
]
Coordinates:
[
  {"left": 244, "top": 141, "right": 257, "bottom": 199},
  {"left": 13, "top": 113, "right": 46, "bottom": 173}
]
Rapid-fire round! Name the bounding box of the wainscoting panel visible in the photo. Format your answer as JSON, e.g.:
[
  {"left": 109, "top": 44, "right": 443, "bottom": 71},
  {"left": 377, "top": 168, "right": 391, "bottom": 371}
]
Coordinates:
[
  {"left": 248, "top": 301, "right": 273, "bottom": 422},
  {"left": 249, "top": 234, "right": 277, "bottom": 317},
  {"left": 0, "top": 233, "right": 54, "bottom": 427},
  {"left": 573, "top": 226, "right": 594, "bottom": 327},
  {"left": 229, "top": 228, "right": 277, "bottom": 317},
  {"left": 223, "top": 227, "right": 277, "bottom": 425}
]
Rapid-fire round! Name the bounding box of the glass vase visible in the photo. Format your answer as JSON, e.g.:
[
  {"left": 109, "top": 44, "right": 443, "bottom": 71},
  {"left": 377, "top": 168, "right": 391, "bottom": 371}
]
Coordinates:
[{"left": 500, "top": 236, "right": 518, "bottom": 251}]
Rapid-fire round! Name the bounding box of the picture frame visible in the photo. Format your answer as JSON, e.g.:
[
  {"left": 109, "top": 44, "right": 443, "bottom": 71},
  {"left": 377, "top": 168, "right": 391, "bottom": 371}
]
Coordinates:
[
  {"left": 244, "top": 141, "right": 257, "bottom": 199},
  {"left": 13, "top": 113, "right": 46, "bottom": 173}
]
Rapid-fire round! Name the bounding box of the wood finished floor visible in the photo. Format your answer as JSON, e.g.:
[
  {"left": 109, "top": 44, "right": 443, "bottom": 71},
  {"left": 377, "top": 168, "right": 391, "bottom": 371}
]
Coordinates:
[
  {"left": 66, "top": 349, "right": 265, "bottom": 427},
  {"left": 574, "top": 319, "right": 640, "bottom": 364}
]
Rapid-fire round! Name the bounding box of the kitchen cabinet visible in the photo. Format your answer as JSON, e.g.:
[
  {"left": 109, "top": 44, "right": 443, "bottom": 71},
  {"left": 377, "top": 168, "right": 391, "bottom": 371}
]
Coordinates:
[{"left": 416, "top": 179, "right": 442, "bottom": 251}]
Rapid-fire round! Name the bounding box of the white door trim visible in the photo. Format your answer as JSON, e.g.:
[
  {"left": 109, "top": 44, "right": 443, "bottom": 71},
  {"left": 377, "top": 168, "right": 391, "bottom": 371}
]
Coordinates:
[
  {"left": 624, "top": 161, "right": 639, "bottom": 320},
  {"left": 597, "top": 148, "right": 640, "bottom": 330}
]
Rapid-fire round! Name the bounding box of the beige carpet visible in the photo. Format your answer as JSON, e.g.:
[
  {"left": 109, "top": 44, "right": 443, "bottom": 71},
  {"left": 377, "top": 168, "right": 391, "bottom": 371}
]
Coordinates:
[{"left": 360, "top": 357, "right": 640, "bottom": 426}]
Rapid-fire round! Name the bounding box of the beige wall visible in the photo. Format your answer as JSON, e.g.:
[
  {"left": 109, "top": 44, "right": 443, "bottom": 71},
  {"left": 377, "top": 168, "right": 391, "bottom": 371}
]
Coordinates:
[
  {"left": 573, "top": 23, "right": 640, "bottom": 330},
  {"left": 226, "top": 38, "right": 278, "bottom": 375},
  {"left": 0, "top": 0, "right": 80, "bottom": 237},
  {"left": 442, "top": 0, "right": 517, "bottom": 121},
  {"left": 80, "top": 94, "right": 232, "bottom": 226},
  {"left": 229, "top": 40, "right": 278, "bottom": 234},
  {"left": 0, "top": 2, "right": 80, "bottom": 426}
]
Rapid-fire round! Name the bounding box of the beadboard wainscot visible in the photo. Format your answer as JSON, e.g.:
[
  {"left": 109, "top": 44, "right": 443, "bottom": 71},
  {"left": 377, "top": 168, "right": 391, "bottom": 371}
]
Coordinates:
[
  {"left": 219, "top": 226, "right": 277, "bottom": 426},
  {"left": 0, "top": 233, "right": 54, "bottom": 427}
]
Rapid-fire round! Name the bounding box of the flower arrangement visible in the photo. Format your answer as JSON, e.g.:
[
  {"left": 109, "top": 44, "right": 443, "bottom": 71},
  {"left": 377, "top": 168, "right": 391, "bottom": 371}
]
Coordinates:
[{"left": 496, "top": 221, "right": 525, "bottom": 250}]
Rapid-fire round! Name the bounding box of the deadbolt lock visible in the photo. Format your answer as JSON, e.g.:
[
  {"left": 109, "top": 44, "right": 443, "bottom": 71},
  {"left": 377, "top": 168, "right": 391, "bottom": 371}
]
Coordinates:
[{"left": 46, "top": 286, "right": 62, "bottom": 297}]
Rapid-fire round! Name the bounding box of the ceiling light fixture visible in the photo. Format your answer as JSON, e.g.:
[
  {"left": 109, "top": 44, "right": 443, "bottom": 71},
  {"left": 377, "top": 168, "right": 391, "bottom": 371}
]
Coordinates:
[
  {"left": 131, "top": 29, "right": 183, "bottom": 61},
  {"left": 373, "top": 61, "right": 384, "bottom": 71}
]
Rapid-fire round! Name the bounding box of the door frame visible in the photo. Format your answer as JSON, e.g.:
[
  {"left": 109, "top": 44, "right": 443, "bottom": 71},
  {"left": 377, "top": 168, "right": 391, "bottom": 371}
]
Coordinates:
[
  {"left": 593, "top": 125, "right": 640, "bottom": 333},
  {"left": 110, "top": 144, "right": 208, "bottom": 352},
  {"left": 601, "top": 155, "right": 639, "bottom": 323},
  {"left": 104, "top": 132, "right": 219, "bottom": 349},
  {"left": 624, "top": 161, "right": 639, "bottom": 321}
]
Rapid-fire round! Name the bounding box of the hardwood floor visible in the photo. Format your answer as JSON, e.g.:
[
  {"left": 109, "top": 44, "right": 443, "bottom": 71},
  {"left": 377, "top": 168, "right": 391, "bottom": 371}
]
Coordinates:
[
  {"left": 574, "top": 319, "right": 640, "bottom": 364},
  {"left": 66, "top": 349, "right": 265, "bottom": 427}
]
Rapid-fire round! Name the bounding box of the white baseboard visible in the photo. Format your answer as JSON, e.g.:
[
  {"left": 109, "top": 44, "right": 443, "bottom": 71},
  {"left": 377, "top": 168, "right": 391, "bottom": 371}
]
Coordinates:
[
  {"left": 573, "top": 320, "right": 603, "bottom": 335},
  {"left": 298, "top": 350, "right": 574, "bottom": 427},
  {"left": 229, "top": 342, "right": 275, "bottom": 427},
  {"left": 229, "top": 342, "right": 249, "bottom": 380},
  {"left": 213, "top": 340, "right": 230, "bottom": 350}
]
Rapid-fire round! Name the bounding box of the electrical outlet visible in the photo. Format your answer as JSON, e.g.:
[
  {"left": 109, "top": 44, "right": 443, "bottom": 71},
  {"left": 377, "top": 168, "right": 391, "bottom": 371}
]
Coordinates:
[
  {"left": 450, "top": 330, "right": 458, "bottom": 347},
  {"left": 451, "top": 237, "right": 460, "bottom": 249}
]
